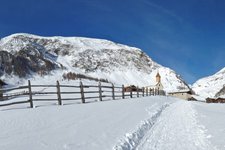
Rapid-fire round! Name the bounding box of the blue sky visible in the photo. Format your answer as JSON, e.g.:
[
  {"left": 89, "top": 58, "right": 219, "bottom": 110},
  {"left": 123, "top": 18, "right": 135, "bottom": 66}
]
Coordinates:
[{"left": 0, "top": 0, "right": 225, "bottom": 84}]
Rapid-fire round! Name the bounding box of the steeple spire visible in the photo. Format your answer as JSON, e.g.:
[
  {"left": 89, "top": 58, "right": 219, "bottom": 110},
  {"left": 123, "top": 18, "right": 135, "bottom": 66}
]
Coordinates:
[{"left": 156, "top": 71, "right": 161, "bottom": 83}]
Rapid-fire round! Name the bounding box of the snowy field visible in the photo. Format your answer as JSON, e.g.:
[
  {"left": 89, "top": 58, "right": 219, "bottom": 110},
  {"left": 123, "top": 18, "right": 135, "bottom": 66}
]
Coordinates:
[{"left": 0, "top": 96, "right": 225, "bottom": 150}]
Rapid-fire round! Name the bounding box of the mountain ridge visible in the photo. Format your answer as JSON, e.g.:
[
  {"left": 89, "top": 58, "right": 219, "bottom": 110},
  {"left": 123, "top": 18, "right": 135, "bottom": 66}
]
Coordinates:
[
  {"left": 192, "top": 67, "right": 225, "bottom": 98},
  {"left": 0, "top": 33, "right": 189, "bottom": 92}
]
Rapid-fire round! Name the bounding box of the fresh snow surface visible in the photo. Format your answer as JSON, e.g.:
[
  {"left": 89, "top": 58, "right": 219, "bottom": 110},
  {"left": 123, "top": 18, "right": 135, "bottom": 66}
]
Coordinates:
[
  {"left": 194, "top": 102, "right": 225, "bottom": 150},
  {"left": 0, "top": 96, "right": 225, "bottom": 150}
]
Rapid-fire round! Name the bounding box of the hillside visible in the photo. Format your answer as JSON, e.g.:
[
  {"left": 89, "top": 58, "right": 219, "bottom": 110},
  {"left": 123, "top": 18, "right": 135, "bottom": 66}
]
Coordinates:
[
  {"left": 0, "top": 33, "right": 189, "bottom": 92},
  {"left": 192, "top": 67, "right": 225, "bottom": 98}
]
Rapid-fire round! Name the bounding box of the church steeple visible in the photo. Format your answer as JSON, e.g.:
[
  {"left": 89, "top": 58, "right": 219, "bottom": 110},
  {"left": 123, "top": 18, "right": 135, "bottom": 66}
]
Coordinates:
[{"left": 156, "top": 71, "right": 161, "bottom": 83}]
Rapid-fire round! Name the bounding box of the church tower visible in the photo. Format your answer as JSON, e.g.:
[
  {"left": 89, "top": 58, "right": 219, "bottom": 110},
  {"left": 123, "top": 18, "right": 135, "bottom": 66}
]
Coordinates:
[
  {"left": 155, "top": 71, "right": 164, "bottom": 91},
  {"left": 156, "top": 71, "right": 161, "bottom": 83}
]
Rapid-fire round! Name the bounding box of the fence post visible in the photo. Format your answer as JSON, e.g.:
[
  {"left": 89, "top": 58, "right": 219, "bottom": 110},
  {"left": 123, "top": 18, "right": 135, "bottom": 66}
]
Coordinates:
[
  {"left": 122, "top": 85, "right": 125, "bottom": 99},
  {"left": 80, "top": 81, "right": 85, "bottom": 103},
  {"left": 142, "top": 87, "right": 144, "bottom": 97},
  {"left": 146, "top": 88, "right": 148, "bottom": 96},
  {"left": 0, "top": 85, "right": 3, "bottom": 100},
  {"left": 99, "top": 82, "right": 102, "bottom": 101},
  {"left": 56, "top": 80, "right": 62, "bottom": 105},
  {"left": 137, "top": 86, "right": 139, "bottom": 98},
  {"left": 112, "top": 83, "right": 115, "bottom": 100},
  {"left": 130, "top": 90, "right": 132, "bottom": 98},
  {"left": 0, "top": 84, "right": 2, "bottom": 100},
  {"left": 28, "top": 80, "right": 33, "bottom": 108}
]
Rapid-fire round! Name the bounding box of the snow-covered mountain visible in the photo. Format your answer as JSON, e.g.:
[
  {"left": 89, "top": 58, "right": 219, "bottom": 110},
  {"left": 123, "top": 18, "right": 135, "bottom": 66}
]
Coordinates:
[
  {"left": 192, "top": 67, "right": 225, "bottom": 98},
  {"left": 0, "top": 33, "right": 189, "bottom": 92}
]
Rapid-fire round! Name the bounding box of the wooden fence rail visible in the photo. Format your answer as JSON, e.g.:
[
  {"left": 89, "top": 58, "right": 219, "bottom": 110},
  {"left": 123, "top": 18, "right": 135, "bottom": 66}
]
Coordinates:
[{"left": 0, "top": 80, "right": 165, "bottom": 109}]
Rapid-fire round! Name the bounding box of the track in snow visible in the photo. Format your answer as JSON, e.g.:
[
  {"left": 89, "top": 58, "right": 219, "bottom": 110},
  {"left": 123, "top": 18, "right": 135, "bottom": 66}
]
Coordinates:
[
  {"left": 136, "top": 101, "right": 217, "bottom": 150},
  {"left": 114, "top": 101, "right": 217, "bottom": 150},
  {"left": 113, "top": 103, "right": 171, "bottom": 150}
]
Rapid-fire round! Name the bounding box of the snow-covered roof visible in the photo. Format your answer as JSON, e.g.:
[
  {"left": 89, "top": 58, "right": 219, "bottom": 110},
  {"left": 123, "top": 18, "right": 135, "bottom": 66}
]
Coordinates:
[
  {"left": 168, "top": 89, "right": 192, "bottom": 94},
  {"left": 145, "top": 84, "right": 158, "bottom": 88},
  {"left": 191, "top": 95, "right": 206, "bottom": 101},
  {"left": 219, "top": 95, "right": 225, "bottom": 98}
]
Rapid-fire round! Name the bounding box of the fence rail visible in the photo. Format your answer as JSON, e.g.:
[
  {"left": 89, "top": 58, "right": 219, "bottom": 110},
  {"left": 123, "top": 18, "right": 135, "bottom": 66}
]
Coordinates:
[{"left": 0, "top": 80, "right": 165, "bottom": 109}]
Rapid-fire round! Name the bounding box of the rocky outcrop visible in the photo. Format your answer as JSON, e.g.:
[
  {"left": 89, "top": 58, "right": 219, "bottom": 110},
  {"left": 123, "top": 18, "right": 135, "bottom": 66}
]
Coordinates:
[{"left": 0, "top": 48, "right": 59, "bottom": 77}]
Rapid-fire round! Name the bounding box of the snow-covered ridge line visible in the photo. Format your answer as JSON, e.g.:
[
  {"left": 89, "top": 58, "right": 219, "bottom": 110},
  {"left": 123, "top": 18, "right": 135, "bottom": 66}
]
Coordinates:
[
  {"left": 113, "top": 102, "right": 170, "bottom": 150},
  {"left": 0, "top": 33, "right": 189, "bottom": 92},
  {"left": 0, "top": 33, "right": 140, "bottom": 52},
  {"left": 192, "top": 67, "right": 225, "bottom": 98}
]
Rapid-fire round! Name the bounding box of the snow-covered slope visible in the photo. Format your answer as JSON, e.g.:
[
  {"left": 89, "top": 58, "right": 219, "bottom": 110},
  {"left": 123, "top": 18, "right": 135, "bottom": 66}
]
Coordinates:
[
  {"left": 192, "top": 67, "right": 225, "bottom": 98},
  {"left": 0, "top": 33, "right": 189, "bottom": 92}
]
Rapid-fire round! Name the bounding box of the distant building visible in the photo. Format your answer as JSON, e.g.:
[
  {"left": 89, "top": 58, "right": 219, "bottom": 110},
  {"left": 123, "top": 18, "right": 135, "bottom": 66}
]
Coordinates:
[
  {"left": 168, "top": 90, "right": 195, "bottom": 100},
  {"left": 155, "top": 72, "right": 164, "bottom": 91},
  {"left": 206, "top": 97, "right": 225, "bottom": 103},
  {"left": 145, "top": 72, "right": 165, "bottom": 95},
  {"left": 124, "top": 85, "right": 140, "bottom": 92}
]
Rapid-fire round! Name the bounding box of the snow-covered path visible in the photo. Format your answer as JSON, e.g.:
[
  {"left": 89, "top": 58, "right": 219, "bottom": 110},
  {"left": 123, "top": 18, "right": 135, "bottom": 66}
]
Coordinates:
[
  {"left": 136, "top": 101, "right": 217, "bottom": 150},
  {"left": 1, "top": 97, "right": 224, "bottom": 150}
]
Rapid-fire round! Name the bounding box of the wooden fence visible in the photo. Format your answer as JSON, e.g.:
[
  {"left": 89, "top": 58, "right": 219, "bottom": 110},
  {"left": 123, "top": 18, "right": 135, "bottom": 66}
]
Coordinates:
[{"left": 0, "top": 80, "right": 165, "bottom": 109}]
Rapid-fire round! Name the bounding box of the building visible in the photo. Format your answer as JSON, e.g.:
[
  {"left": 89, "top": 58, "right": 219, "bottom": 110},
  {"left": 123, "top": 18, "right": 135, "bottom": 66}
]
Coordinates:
[
  {"left": 168, "top": 90, "right": 195, "bottom": 100},
  {"left": 124, "top": 85, "right": 140, "bottom": 92},
  {"left": 155, "top": 72, "right": 163, "bottom": 91},
  {"left": 145, "top": 72, "right": 165, "bottom": 95},
  {"left": 206, "top": 97, "right": 225, "bottom": 103}
]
